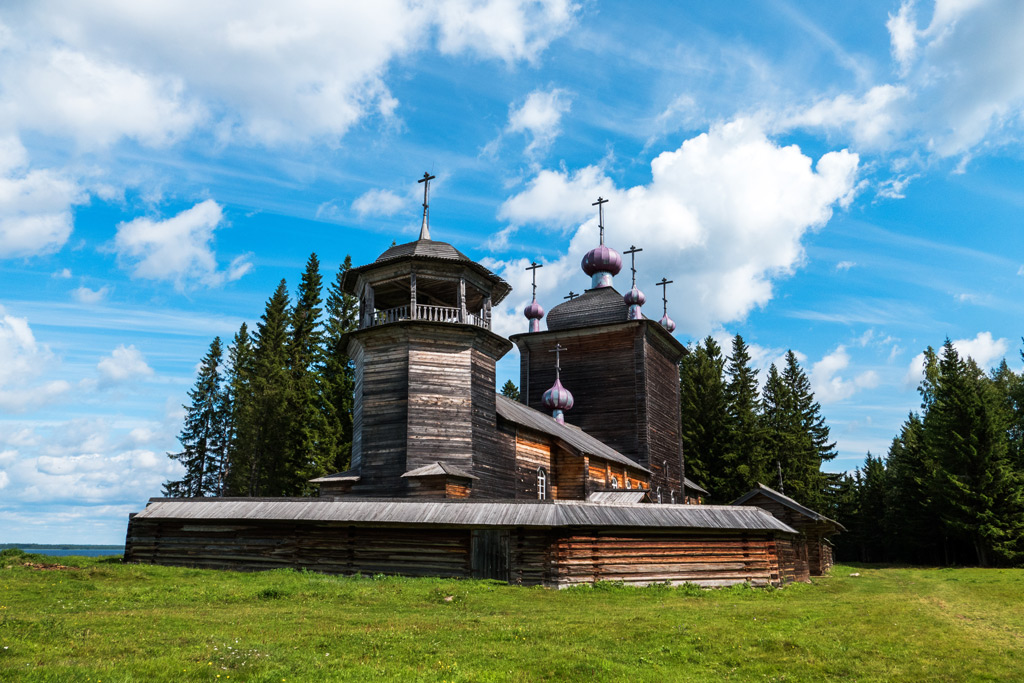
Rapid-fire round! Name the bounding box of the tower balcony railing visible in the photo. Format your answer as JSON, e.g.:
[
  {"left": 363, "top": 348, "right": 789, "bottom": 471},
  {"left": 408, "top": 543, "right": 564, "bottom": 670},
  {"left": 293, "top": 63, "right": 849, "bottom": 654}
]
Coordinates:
[{"left": 369, "top": 304, "right": 490, "bottom": 330}]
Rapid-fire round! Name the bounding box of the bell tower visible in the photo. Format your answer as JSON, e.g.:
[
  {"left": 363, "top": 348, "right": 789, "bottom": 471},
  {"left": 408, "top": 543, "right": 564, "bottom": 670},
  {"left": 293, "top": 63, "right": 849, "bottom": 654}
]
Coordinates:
[{"left": 340, "top": 175, "right": 513, "bottom": 496}]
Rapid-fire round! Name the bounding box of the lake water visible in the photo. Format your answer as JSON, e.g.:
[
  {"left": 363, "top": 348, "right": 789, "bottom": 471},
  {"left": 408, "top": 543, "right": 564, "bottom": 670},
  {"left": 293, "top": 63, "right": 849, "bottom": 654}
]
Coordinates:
[{"left": 5, "top": 548, "right": 124, "bottom": 557}]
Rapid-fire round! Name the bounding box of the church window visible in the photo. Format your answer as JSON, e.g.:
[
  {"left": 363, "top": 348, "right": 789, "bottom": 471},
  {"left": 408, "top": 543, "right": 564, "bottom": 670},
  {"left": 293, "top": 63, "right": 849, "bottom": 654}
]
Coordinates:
[
  {"left": 625, "top": 478, "right": 632, "bottom": 490},
  {"left": 670, "top": 491, "right": 676, "bottom": 504},
  {"left": 610, "top": 477, "right": 618, "bottom": 490},
  {"left": 537, "top": 468, "right": 548, "bottom": 500},
  {"left": 656, "top": 487, "right": 662, "bottom": 504}
]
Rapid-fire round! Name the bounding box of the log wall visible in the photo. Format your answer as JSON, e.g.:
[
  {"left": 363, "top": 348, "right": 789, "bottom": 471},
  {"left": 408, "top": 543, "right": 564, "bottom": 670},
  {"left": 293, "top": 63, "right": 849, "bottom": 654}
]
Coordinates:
[{"left": 125, "top": 516, "right": 795, "bottom": 588}]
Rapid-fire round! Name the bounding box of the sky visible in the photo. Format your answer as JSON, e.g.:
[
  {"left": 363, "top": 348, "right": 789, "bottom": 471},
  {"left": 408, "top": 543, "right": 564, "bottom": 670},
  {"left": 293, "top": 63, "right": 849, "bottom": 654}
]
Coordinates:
[{"left": 2, "top": 0, "right": 1023, "bottom": 544}]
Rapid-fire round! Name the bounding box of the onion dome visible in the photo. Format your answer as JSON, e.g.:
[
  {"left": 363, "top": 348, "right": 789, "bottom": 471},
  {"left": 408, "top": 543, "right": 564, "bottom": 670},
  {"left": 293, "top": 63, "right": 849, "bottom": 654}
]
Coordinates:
[
  {"left": 581, "top": 245, "right": 622, "bottom": 277},
  {"left": 524, "top": 299, "right": 545, "bottom": 333},
  {"left": 624, "top": 286, "right": 645, "bottom": 307},
  {"left": 542, "top": 377, "right": 574, "bottom": 423},
  {"left": 659, "top": 312, "right": 677, "bottom": 333}
]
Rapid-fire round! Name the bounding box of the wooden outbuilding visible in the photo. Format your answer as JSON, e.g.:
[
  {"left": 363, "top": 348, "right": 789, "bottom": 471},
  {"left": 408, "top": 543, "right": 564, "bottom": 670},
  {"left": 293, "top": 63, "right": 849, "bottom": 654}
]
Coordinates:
[{"left": 733, "top": 484, "right": 845, "bottom": 579}]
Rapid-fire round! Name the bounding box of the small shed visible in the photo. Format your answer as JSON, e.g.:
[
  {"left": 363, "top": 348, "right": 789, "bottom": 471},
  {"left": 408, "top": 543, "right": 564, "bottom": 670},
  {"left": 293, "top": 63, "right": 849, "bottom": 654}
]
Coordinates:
[{"left": 732, "top": 484, "right": 845, "bottom": 579}]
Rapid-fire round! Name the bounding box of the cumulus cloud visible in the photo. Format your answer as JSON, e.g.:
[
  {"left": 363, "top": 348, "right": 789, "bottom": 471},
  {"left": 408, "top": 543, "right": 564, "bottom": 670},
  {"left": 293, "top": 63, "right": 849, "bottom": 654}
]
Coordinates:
[
  {"left": 785, "top": 0, "right": 1024, "bottom": 160},
  {"left": 96, "top": 344, "right": 154, "bottom": 385},
  {"left": 0, "top": 1, "right": 577, "bottom": 148},
  {"left": 0, "top": 136, "right": 87, "bottom": 258},
  {"left": 113, "top": 199, "right": 250, "bottom": 289},
  {"left": 351, "top": 188, "right": 408, "bottom": 218},
  {"left": 0, "top": 310, "right": 70, "bottom": 411},
  {"left": 810, "top": 345, "right": 880, "bottom": 403},
  {"left": 72, "top": 285, "right": 110, "bottom": 304},
  {"left": 903, "top": 331, "right": 1010, "bottom": 387},
  {"left": 507, "top": 87, "right": 573, "bottom": 157},
  {"left": 489, "top": 118, "right": 859, "bottom": 337}
]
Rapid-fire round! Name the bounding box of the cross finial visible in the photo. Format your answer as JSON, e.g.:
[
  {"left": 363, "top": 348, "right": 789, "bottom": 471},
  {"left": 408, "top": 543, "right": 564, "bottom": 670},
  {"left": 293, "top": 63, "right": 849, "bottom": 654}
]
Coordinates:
[
  {"left": 592, "top": 196, "right": 609, "bottom": 245},
  {"left": 564, "top": 291, "right": 578, "bottom": 301},
  {"left": 525, "top": 261, "right": 543, "bottom": 301},
  {"left": 656, "top": 277, "right": 674, "bottom": 315},
  {"left": 418, "top": 172, "right": 436, "bottom": 240},
  {"left": 549, "top": 343, "right": 567, "bottom": 379},
  {"left": 624, "top": 245, "right": 643, "bottom": 287}
]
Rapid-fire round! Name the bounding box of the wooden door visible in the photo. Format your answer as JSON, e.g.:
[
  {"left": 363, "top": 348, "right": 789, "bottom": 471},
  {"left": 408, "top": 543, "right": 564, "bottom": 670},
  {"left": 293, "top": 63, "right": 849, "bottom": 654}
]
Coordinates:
[{"left": 471, "top": 530, "right": 510, "bottom": 581}]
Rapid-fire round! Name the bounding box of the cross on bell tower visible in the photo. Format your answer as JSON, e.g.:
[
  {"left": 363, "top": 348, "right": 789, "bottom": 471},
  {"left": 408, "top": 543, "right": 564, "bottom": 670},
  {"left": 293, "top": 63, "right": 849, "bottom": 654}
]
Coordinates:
[
  {"left": 418, "top": 172, "right": 436, "bottom": 240},
  {"left": 624, "top": 245, "right": 643, "bottom": 288},
  {"left": 592, "top": 196, "right": 608, "bottom": 245}
]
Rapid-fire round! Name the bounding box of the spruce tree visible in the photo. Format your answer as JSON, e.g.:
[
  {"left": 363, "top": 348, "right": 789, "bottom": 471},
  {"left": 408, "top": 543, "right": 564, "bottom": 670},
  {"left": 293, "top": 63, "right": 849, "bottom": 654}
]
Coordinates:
[
  {"left": 679, "top": 336, "right": 728, "bottom": 498},
  {"left": 500, "top": 380, "right": 520, "bottom": 401},
  {"left": 782, "top": 350, "right": 836, "bottom": 509},
  {"left": 164, "top": 337, "right": 227, "bottom": 498},
  {"left": 721, "top": 334, "right": 766, "bottom": 500},
  {"left": 323, "top": 256, "right": 359, "bottom": 473},
  {"left": 882, "top": 413, "right": 939, "bottom": 563},
  {"left": 231, "top": 280, "right": 292, "bottom": 496},
  {"left": 221, "top": 322, "right": 254, "bottom": 496}
]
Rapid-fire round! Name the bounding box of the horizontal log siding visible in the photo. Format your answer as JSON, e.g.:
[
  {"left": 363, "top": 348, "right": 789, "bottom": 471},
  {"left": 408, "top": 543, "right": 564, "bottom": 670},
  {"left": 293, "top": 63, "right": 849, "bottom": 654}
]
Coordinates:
[
  {"left": 642, "top": 329, "right": 684, "bottom": 497},
  {"left": 514, "top": 435, "right": 552, "bottom": 499},
  {"left": 406, "top": 339, "right": 474, "bottom": 471},
  {"left": 470, "top": 347, "right": 513, "bottom": 497},
  {"left": 737, "top": 494, "right": 836, "bottom": 577},
  {"left": 126, "top": 517, "right": 792, "bottom": 588},
  {"left": 548, "top": 531, "right": 784, "bottom": 588},
  {"left": 350, "top": 336, "right": 409, "bottom": 495}
]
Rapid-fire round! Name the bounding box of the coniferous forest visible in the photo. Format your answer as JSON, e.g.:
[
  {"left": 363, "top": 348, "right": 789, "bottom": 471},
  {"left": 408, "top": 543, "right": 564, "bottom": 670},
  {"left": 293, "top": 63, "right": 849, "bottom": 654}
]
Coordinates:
[{"left": 164, "top": 264, "right": 1024, "bottom": 567}]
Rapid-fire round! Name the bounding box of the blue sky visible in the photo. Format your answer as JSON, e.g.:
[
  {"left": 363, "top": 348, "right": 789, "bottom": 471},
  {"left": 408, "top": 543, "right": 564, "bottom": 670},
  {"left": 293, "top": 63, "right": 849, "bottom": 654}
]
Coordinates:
[{"left": 2, "top": 0, "right": 1023, "bottom": 544}]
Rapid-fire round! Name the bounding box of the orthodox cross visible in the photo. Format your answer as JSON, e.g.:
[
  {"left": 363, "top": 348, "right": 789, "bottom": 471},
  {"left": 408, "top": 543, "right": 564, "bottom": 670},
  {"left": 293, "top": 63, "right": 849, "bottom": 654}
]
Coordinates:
[
  {"left": 418, "top": 171, "right": 436, "bottom": 240},
  {"left": 525, "top": 261, "right": 543, "bottom": 301},
  {"left": 549, "top": 343, "right": 567, "bottom": 379},
  {"left": 592, "top": 196, "right": 608, "bottom": 245},
  {"left": 564, "top": 291, "right": 579, "bottom": 301},
  {"left": 656, "top": 277, "right": 674, "bottom": 315},
  {"left": 624, "top": 245, "right": 643, "bottom": 287}
]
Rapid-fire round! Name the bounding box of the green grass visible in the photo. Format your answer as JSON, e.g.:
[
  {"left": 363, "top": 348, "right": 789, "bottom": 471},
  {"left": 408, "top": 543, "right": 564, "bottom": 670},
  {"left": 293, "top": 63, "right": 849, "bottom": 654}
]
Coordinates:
[{"left": 1, "top": 549, "right": 1022, "bottom": 682}]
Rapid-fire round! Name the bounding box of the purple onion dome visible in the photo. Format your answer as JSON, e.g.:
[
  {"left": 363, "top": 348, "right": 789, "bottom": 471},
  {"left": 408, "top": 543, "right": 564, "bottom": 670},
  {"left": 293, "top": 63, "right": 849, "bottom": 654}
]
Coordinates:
[
  {"left": 542, "top": 378, "right": 574, "bottom": 411},
  {"left": 624, "top": 286, "right": 646, "bottom": 307},
  {"left": 523, "top": 300, "right": 545, "bottom": 320},
  {"left": 581, "top": 245, "right": 622, "bottom": 276},
  {"left": 659, "top": 312, "right": 677, "bottom": 333}
]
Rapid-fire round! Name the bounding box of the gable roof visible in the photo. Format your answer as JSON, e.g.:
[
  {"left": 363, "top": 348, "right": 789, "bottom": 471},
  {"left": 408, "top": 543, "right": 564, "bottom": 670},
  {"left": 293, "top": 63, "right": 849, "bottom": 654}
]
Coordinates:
[
  {"left": 683, "top": 478, "right": 709, "bottom": 495},
  {"left": 401, "top": 462, "right": 478, "bottom": 480},
  {"left": 309, "top": 470, "right": 360, "bottom": 484},
  {"left": 732, "top": 483, "right": 846, "bottom": 531},
  {"left": 495, "top": 394, "right": 650, "bottom": 474}
]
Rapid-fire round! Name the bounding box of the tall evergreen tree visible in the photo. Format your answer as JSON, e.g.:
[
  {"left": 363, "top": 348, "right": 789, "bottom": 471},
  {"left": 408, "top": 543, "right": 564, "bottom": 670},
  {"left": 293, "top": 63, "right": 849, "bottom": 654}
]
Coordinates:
[
  {"left": 322, "top": 256, "right": 359, "bottom": 473},
  {"left": 164, "top": 337, "right": 227, "bottom": 498},
  {"left": 285, "top": 253, "right": 331, "bottom": 492},
  {"left": 679, "top": 336, "right": 728, "bottom": 498},
  {"left": 231, "top": 280, "right": 292, "bottom": 496},
  {"left": 500, "top": 380, "right": 520, "bottom": 401},
  {"left": 882, "top": 413, "right": 939, "bottom": 563},
  {"left": 721, "top": 334, "right": 766, "bottom": 500}
]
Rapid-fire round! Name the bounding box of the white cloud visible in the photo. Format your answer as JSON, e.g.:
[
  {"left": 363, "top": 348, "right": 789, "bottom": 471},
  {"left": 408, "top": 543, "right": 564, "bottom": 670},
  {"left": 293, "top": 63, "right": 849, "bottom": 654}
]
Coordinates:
[
  {"left": 1017, "top": 264, "right": 1024, "bottom": 276},
  {"left": 351, "top": 188, "right": 408, "bottom": 218},
  {"left": 903, "top": 331, "right": 1010, "bottom": 386},
  {"left": 810, "top": 345, "right": 880, "bottom": 403},
  {"left": 113, "top": 199, "right": 250, "bottom": 289},
  {"left": 72, "top": 285, "right": 110, "bottom": 304},
  {"left": 491, "top": 118, "right": 860, "bottom": 336},
  {"left": 0, "top": 311, "right": 70, "bottom": 411},
  {"left": 0, "top": 136, "right": 87, "bottom": 258},
  {"left": 96, "top": 344, "right": 154, "bottom": 385},
  {"left": 836, "top": 260, "right": 856, "bottom": 271},
  {"left": 54, "top": 268, "right": 72, "bottom": 279},
  {"left": 507, "top": 87, "right": 572, "bottom": 157},
  {"left": 0, "top": 1, "right": 577, "bottom": 148}
]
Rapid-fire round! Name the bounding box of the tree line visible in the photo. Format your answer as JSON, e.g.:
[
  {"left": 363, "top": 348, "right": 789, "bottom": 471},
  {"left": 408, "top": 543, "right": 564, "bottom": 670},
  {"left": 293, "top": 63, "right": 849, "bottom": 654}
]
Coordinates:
[
  {"left": 833, "top": 340, "right": 1024, "bottom": 567},
  {"left": 163, "top": 253, "right": 358, "bottom": 498},
  {"left": 679, "top": 335, "right": 837, "bottom": 510}
]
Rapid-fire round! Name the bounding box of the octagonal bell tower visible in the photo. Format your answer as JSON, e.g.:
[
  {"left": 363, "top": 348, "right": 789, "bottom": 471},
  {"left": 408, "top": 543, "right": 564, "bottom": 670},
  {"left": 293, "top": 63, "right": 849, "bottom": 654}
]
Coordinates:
[{"left": 340, "top": 175, "right": 513, "bottom": 497}]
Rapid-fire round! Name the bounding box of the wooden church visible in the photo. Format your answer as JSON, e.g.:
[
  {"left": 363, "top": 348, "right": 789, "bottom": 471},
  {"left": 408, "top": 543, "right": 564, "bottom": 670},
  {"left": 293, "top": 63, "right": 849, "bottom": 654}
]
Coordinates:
[{"left": 125, "top": 177, "right": 836, "bottom": 588}]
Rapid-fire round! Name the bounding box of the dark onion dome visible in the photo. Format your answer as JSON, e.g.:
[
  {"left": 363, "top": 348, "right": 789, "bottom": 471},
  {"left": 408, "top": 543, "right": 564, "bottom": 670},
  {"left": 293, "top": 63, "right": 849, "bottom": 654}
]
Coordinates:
[
  {"left": 659, "top": 312, "right": 677, "bottom": 333},
  {"left": 623, "top": 286, "right": 646, "bottom": 307},
  {"left": 581, "top": 244, "right": 622, "bottom": 277},
  {"left": 523, "top": 300, "right": 545, "bottom": 320},
  {"left": 542, "top": 377, "right": 574, "bottom": 411}
]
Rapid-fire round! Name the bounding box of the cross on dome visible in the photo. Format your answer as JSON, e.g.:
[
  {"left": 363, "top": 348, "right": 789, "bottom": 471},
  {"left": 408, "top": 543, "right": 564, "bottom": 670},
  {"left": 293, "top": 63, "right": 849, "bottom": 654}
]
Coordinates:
[{"left": 418, "top": 171, "right": 436, "bottom": 240}]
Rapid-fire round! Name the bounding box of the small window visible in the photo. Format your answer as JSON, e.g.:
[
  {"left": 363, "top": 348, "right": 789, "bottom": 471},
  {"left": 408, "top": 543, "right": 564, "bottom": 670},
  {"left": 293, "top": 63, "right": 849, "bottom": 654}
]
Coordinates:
[
  {"left": 670, "top": 491, "right": 676, "bottom": 504},
  {"left": 537, "top": 468, "right": 547, "bottom": 500},
  {"left": 610, "top": 477, "right": 618, "bottom": 490},
  {"left": 625, "top": 478, "right": 632, "bottom": 490},
  {"left": 656, "top": 487, "right": 662, "bottom": 504}
]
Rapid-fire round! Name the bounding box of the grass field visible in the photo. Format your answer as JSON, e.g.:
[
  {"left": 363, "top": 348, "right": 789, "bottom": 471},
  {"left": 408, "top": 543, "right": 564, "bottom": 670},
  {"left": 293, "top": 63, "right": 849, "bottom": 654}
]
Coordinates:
[{"left": 1, "top": 550, "right": 1022, "bottom": 682}]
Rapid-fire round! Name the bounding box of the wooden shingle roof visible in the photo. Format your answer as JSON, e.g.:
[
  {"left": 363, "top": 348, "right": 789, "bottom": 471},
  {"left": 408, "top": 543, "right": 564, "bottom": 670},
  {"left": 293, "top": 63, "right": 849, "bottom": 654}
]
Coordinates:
[
  {"left": 733, "top": 483, "right": 846, "bottom": 531},
  {"left": 546, "top": 286, "right": 629, "bottom": 330}
]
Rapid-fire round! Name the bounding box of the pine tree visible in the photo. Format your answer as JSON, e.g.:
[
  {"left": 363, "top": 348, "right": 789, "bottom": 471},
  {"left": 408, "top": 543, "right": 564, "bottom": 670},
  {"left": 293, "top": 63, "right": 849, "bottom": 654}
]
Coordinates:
[
  {"left": 882, "top": 413, "right": 939, "bottom": 564},
  {"left": 500, "top": 380, "right": 520, "bottom": 401},
  {"left": 679, "top": 336, "right": 728, "bottom": 499},
  {"left": 783, "top": 350, "right": 836, "bottom": 509},
  {"left": 721, "top": 334, "right": 766, "bottom": 500},
  {"left": 164, "top": 337, "right": 227, "bottom": 498},
  {"left": 220, "top": 322, "right": 254, "bottom": 496},
  {"left": 323, "top": 256, "right": 359, "bottom": 473}
]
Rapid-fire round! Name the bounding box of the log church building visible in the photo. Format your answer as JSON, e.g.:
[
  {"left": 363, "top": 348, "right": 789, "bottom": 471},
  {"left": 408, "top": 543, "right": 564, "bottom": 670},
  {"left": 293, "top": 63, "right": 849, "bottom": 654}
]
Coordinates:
[{"left": 125, "top": 176, "right": 841, "bottom": 587}]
